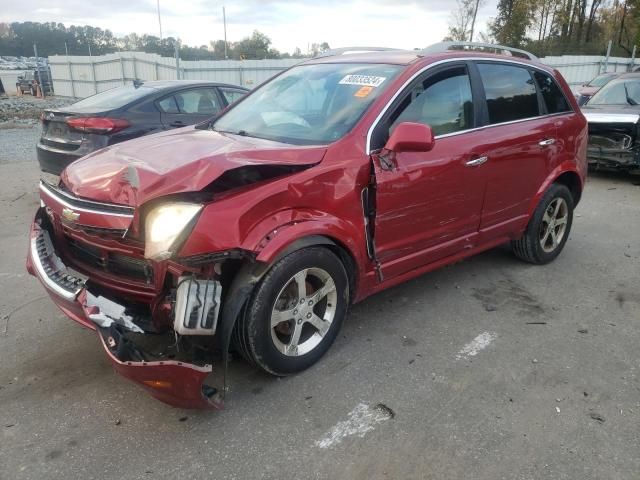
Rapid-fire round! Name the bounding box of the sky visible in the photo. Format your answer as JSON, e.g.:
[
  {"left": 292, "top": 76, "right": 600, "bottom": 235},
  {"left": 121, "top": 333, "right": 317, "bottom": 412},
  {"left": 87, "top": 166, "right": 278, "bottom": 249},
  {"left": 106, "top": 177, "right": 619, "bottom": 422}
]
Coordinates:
[{"left": 0, "top": 0, "right": 498, "bottom": 55}]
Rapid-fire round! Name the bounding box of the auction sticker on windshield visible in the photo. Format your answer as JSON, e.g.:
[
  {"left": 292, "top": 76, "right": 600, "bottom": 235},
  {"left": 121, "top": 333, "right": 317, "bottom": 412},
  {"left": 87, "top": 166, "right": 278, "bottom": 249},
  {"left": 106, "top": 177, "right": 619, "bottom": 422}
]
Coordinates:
[{"left": 339, "top": 75, "right": 387, "bottom": 87}]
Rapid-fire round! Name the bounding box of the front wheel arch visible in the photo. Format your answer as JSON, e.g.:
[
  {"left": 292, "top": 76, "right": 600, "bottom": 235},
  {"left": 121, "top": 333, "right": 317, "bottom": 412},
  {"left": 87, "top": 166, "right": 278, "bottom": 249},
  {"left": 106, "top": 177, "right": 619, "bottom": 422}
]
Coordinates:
[{"left": 217, "top": 236, "right": 357, "bottom": 369}]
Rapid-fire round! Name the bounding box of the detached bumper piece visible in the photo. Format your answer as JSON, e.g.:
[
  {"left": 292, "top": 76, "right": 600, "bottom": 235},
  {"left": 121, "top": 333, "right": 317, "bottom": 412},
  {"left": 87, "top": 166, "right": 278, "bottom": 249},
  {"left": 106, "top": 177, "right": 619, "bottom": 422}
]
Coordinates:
[
  {"left": 28, "top": 217, "right": 223, "bottom": 410},
  {"left": 96, "top": 326, "right": 222, "bottom": 410}
]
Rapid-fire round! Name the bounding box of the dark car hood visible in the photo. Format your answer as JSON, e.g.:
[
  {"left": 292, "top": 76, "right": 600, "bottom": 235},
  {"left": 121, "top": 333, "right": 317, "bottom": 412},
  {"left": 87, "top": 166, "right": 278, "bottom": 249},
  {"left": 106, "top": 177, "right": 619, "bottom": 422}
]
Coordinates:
[
  {"left": 61, "top": 127, "right": 327, "bottom": 207},
  {"left": 581, "top": 105, "right": 640, "bottom": 124}
]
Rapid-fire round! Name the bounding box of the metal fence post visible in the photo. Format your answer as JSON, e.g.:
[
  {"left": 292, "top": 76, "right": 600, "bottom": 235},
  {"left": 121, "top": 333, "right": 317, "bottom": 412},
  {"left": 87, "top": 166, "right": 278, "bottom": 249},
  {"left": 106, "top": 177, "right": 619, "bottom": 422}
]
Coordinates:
[
  {"left": 174, "top": 43, "right": 180, "bottom": 80},
  {"left": 239, "top": 63, "right": 244, "bottom": 87},
  {"left": 631, "top": 45, "right": 637, "bottom": 72},
  {"left": 65, "top": 42, "right": 76, "bottom": 98},
  {"left": 132, "top": 55, "right": 138, "bottom": 81},
  {"left": 119, "top": 53, "right": 126, "bottom": 85},
  {"left": 603, "top": 40, "right": 612, "bottom": 73}
]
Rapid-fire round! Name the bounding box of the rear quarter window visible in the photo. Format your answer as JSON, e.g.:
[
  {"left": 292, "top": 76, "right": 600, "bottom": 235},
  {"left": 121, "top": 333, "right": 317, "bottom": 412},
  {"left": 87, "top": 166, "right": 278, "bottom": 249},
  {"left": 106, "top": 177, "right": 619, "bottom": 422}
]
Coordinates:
[
  {"left": 478, "top": 63, "right": 539, "bottom": 124},
  {"left": 533, "top": 71, "right": 571, "bottom": 114}
]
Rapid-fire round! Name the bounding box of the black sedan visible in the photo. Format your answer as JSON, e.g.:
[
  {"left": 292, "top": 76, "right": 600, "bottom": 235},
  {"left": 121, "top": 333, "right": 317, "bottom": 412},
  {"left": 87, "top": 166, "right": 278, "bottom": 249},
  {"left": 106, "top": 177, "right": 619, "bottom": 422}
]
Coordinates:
[{"left": 37, "top": 80, "right": 249, "bottom": 175}]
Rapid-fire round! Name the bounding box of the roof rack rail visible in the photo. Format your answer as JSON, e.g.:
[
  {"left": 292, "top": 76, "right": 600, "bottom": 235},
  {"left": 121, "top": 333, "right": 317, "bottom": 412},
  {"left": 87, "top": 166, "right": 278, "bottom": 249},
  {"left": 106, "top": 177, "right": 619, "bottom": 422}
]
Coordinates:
[
  {"left": 314, "top": 47, "right": 406, "bottom": 59},
  {"left": 422, "top": 42, "right": 538, "bottom": 61}
]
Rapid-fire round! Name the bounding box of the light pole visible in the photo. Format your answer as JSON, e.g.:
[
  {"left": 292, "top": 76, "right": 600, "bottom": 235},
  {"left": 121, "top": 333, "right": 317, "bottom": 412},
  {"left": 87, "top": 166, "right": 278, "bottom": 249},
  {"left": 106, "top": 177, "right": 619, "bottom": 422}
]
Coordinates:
[
  {"left": 157, "top": 0, "right": 163, "bottom": 40},
  {"left": 223, "top": 6, "right": 228, "bottom": 59}
]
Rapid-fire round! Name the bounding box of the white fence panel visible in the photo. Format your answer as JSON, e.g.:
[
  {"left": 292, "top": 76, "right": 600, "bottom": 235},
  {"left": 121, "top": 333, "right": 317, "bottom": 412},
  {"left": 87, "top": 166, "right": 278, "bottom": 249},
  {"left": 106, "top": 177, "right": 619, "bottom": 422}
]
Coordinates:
[
  {"left": 48, "top": 51, "right": 301, "bottom": 98},
  {"left": 46, "top": 51, "right": 640, "bottom": 99},
  {"left": 540, "top": 55, "right": 638, "bottom": 92}
]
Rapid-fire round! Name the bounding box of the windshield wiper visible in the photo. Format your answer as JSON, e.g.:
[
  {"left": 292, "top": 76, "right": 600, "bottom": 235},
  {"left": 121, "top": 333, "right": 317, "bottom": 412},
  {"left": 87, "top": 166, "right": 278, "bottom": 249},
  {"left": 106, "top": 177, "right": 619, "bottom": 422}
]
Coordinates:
[
  {"left": 214, "top": 128, "right": 250, "bottom": 136},
  {"left": 624, "top": 84, "right": 638, "bottom": 105}
]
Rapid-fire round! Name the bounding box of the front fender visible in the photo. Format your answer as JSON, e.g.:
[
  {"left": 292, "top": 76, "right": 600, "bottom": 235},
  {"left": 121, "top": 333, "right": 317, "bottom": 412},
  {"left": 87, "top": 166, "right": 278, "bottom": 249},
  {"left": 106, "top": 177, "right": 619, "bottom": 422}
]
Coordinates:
[{"left": 250, "top": 215, "right": 366, "bottom": 273}]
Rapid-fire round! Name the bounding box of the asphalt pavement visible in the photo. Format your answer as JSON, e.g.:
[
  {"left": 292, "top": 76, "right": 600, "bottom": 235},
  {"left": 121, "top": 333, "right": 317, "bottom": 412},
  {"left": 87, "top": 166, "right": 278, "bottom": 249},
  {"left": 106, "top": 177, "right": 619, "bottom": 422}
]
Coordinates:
[{"left": 1, "top": 124, "right": 639, "bottom": 480}]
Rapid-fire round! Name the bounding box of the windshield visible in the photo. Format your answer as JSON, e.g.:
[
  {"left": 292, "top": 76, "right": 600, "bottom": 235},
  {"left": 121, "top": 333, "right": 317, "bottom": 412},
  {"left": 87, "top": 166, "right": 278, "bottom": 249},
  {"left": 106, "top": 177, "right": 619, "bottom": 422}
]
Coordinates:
[
  {"left": 588, "top": 74, "right": 616, "bottom": 88},
  {"left": 213, "top": 63, "right": 403, "bottom": 145},
  {"left": 71, "top": 85, "right": 155, "bottom": 110},
  {"left": 588, "top": 79, "right": 640, "bottom": 106}
]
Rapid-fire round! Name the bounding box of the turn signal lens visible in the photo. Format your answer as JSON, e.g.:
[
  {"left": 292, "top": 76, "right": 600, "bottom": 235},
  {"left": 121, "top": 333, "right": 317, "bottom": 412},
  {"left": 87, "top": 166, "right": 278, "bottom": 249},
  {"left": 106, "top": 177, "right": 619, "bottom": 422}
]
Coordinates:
[{"left": 143, "top": 380, "right": 173, "bottom": 389}]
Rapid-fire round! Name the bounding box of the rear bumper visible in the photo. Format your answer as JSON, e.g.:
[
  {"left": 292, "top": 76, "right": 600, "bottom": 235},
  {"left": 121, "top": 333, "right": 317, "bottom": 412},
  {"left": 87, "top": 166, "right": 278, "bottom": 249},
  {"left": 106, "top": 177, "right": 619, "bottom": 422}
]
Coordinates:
[
  {"left": 36, "top": 143, "right": 83, "bottom": 176},
  {"left": 26, "top": 217, "right": 223, "bottom": 410}
]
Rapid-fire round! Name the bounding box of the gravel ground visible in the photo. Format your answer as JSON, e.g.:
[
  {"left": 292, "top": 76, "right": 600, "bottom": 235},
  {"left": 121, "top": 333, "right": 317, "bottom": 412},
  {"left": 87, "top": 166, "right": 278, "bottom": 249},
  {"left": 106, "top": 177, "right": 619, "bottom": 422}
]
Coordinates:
[
  {"left": 0, "top": 95, "right": 74, "bottom": 124},
  {"left": 0, "top": 127, "right": 639, "bottom": 480}
]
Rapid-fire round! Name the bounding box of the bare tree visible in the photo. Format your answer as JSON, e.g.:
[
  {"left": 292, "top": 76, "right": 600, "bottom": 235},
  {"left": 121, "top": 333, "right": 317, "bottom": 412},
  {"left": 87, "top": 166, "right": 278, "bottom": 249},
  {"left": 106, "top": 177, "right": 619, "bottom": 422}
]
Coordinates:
[
  {"left": 469, "top": 0, "right": 487, "bottom": 42},
  {"left": 445, "top": 0, "right": 477, "bottom": 41}
]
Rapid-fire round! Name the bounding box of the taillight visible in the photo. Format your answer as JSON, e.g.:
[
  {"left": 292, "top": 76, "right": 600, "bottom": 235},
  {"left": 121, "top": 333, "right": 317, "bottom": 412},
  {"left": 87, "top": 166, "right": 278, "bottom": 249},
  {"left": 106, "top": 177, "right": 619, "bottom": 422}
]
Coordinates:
[{"left": 66, "top": 117, "right": 130, "bottom": 134}]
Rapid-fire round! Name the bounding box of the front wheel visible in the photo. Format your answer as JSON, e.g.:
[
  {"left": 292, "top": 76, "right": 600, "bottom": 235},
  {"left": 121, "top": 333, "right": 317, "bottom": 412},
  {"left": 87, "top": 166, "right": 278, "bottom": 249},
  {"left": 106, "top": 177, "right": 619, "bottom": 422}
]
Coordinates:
[
  {"left": 512, "top": 183, "right": 574, "bottom": 265},
  {"left": 234, "top": 247, "right": 349, "bottom": 376}
]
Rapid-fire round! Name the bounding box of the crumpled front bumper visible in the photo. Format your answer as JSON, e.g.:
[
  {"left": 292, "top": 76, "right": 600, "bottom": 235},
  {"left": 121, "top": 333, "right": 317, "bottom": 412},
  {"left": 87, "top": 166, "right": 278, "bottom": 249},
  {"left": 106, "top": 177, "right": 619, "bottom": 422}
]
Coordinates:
[{"left": 26, "top": 217, "right": 223, "bottom": 410}]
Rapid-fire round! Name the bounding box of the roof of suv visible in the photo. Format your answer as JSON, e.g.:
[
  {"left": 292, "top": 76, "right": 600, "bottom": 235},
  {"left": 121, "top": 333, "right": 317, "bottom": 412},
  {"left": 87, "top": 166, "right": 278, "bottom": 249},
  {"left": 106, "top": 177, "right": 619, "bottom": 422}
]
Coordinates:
[{"left": 304, "top": 43, "right": 541, "bottom": 67}]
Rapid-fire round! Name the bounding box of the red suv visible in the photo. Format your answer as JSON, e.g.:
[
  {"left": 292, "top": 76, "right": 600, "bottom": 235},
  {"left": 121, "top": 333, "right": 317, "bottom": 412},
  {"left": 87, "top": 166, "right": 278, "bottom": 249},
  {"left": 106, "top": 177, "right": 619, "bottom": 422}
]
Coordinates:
[{"left": 27, "top": 43, "right": 587, "bottom": 409}]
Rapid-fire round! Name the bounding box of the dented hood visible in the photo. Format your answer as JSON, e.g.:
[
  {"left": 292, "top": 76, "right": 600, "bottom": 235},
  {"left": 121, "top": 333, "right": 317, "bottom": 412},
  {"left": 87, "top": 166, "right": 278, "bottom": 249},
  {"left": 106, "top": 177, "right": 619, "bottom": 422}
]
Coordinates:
[{"left": 61, "top": 127, "right": 327, "bottom": 206}]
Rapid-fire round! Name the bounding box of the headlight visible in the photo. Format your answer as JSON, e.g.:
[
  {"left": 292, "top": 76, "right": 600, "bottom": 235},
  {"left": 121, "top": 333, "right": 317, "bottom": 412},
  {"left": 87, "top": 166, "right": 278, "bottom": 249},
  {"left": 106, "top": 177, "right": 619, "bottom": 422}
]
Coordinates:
[{"left": 144, "top": 202, "right": 202, "bottom": 260}]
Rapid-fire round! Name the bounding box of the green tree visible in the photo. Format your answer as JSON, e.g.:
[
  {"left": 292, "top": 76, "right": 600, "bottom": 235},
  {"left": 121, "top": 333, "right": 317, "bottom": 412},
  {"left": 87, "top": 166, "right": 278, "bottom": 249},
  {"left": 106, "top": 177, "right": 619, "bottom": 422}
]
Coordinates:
[{"left": 489, "top": 0, "right": 534, "bottom": 47}]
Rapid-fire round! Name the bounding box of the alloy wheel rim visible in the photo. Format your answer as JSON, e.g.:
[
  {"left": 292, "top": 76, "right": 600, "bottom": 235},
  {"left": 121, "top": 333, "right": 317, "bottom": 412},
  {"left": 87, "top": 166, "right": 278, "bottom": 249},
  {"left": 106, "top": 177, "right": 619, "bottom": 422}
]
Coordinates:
[
  {"left": 539, "top": 197, "right": 569, "bottom": 253},
  {"left": 270, "top": 267, "right": 338, "bottom": 357}
]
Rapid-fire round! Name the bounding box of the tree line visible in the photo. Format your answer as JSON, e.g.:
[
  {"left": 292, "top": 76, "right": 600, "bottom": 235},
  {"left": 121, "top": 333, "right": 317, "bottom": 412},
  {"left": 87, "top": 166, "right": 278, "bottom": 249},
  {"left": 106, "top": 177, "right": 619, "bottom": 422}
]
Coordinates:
[
  {"left": 447, "top": 0, "right": 640, "bottom": 57},
  {"left": 0, "top": 22, "right": 330, "bottom": 60}
]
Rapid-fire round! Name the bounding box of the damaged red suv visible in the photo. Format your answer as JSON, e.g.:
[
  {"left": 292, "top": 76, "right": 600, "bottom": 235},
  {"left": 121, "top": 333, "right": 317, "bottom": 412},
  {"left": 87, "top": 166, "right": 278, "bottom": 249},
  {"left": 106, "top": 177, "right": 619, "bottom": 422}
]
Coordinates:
[{"left": 27, "top": 43, "right": 587, "bottom": 409}]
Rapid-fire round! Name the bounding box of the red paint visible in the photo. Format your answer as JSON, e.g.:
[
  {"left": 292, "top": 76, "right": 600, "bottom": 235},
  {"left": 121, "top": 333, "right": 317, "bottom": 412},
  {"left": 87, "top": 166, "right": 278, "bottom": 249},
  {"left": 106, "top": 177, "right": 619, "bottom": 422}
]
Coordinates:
[
  {"left": 97, "top": 333, "right": 221, "bottom": 410},
  {"left": 27, "top": 50, "right": 587, "bottom": 408}
]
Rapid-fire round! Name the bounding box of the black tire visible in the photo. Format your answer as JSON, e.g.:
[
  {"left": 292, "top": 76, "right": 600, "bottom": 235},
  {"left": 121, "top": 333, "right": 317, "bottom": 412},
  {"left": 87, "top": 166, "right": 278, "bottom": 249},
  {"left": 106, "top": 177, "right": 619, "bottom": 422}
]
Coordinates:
[
  {"left": 512, "top": 183, "right": 574, "bottom": 265},
  {"left": 234, "top": 247, "right": 349, "bottom": 376}
]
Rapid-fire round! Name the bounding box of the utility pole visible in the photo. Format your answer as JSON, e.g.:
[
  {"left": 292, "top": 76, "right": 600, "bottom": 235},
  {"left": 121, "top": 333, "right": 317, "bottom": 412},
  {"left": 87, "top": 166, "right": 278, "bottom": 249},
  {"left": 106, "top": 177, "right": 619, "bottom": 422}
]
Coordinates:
[
  {"left": 223, "top": 6, "right": 228, "bottom": 59},
  {"left": 469, "top": 0, "right": 480, "bottom": 42},
  {"left": 157, "top": 0, "right": 163, "bottom": 40}
]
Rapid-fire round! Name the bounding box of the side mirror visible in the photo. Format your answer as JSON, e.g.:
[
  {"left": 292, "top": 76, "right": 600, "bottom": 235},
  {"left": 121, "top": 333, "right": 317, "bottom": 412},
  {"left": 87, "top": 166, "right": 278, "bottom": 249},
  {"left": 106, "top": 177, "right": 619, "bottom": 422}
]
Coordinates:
[{"left": 384, "top": 122, "right": 435, "bottom": 153}]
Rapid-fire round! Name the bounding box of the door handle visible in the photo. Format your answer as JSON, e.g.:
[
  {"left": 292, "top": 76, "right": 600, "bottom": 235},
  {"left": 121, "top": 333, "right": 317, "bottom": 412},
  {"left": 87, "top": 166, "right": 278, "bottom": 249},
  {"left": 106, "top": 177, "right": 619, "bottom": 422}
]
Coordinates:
[
  {"left": 466, "top": 156, "right": 488, "bottom": 167},
  {"left": 170, "top": 121, "right": 185, "bottom": 127},
  {"left": 538, "top": 138, "right": 556, "bottom": 147}
]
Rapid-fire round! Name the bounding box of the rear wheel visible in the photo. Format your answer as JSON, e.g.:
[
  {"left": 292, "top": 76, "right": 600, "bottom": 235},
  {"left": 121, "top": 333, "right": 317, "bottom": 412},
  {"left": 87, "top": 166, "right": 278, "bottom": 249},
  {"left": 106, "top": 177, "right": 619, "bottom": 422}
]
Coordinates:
[
  {"left": 512, "top": 183, "right": 574, "bottom": 264},
  {"left": 234, "top": 247, "right": 349, "bottom": 376}
]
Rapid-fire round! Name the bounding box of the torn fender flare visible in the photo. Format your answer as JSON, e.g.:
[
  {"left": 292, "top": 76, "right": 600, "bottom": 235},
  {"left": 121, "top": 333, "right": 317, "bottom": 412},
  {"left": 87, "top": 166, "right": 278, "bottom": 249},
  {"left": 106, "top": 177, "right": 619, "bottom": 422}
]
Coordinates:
[{"left": 96, "top": 331, "right": 222, "bottom": 410}]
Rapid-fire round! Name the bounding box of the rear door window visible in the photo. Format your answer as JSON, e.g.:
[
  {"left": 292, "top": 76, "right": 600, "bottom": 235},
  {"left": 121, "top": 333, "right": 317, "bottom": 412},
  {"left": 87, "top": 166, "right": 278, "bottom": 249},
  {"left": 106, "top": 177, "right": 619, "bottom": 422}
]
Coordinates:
[
  {"left": 532, "top": 71, "right": 571, "bottom": 114},
  {"left": 477, "top": 63, "right": 539, "bottom": 124},
  {"left": 173, "top": 88, "right": 222, "bottom": 115}
]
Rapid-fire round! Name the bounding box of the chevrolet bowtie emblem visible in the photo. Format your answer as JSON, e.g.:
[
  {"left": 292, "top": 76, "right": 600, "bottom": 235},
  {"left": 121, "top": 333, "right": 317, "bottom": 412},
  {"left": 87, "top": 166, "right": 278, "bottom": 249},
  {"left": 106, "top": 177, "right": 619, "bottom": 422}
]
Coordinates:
[{"left": 62, "top": 207, "right": 80, "bottom": 222}]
